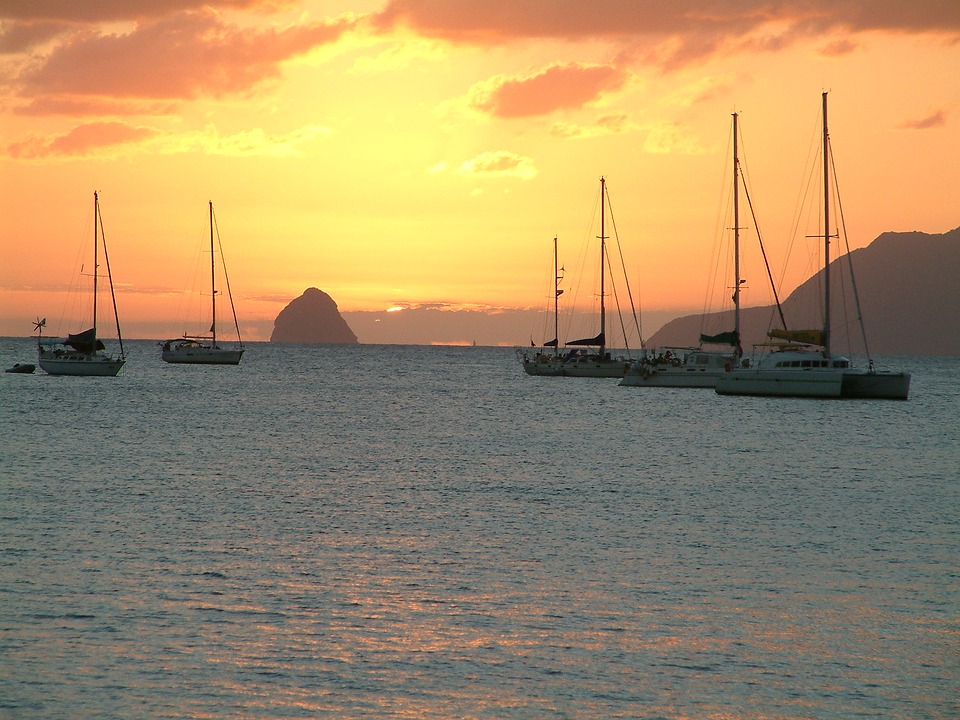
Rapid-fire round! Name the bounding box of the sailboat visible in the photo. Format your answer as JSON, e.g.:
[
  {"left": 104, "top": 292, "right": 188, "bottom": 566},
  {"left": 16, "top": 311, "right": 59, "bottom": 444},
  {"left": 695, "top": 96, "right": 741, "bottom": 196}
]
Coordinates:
[
  {"left": 621, "top": 112, "right": 746, "bottom": 388},
  {"left": 519, "top": 176, "right": 637, "bottom": 378},
  {"left": 37, "top": 192, "right": 126, "bottom": 377},
  {"left": 715, "top": 93, "right": 910, "bottom": 399},
  {"left": 161, "top": 201, "right": 244, "bottom": 365},
  {"left": 519, "top": 236, "right": 567, "bottom": 376}
]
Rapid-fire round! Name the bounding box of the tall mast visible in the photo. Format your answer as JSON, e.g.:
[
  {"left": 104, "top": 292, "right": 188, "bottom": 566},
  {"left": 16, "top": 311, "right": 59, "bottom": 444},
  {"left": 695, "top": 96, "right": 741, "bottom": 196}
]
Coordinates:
[
  {"left": 822, "top": 91, "right": 831, "bottom": 357},
  {"left": 598, "top": 176, "right": 607, "bottom": 358},
  {"left": 732, "top": 113, "right": 741, "bottom": 354},
  {"left": 93, "top": 191, "right": 99, "bottom": 339},
  {"left": 209, "top": 200, "right": 217, "bottom": 346},
  {"left": 553, "top": 236, "right": 560, "bottom": 357}
]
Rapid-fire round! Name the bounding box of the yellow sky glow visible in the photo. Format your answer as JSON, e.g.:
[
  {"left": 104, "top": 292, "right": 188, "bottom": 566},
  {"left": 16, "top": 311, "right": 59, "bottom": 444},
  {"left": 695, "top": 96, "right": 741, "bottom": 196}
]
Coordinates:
[{"left": 1, "top": 1, "right": 958, "bottom": 341}]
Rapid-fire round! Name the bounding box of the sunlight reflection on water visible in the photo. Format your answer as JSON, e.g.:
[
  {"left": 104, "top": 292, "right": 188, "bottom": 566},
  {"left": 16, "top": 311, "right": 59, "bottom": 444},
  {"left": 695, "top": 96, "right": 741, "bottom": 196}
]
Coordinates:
[{"left": 1, "top": 340, "right": 957, "bottom": 718}]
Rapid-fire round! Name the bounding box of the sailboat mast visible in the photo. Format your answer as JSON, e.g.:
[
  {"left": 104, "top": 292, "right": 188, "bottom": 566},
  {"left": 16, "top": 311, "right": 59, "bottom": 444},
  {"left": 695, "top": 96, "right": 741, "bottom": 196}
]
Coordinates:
[
  {"left": 92, "top": 191, "right": 99, "bottom": 339},
  {"left": 599, "top": 176, "right": 606, "bottom": 358},
  {"left": 209, "top": 200, "right": 217, "bottom": 346},
  {"left": 822, "top": 91, "right": 831, "bottom": 357},
  {"left": 553, "top": 236, "right": 560, "bottom": 358},
  {"left": 732, "top": 113, "right": 741, "bottom": 352}
]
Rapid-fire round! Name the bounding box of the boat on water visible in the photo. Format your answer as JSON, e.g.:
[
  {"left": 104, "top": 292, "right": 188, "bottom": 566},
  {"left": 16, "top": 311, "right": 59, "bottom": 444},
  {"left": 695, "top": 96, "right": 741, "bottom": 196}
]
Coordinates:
[
  {"left": 5, "top": 363, "right": 36, "bottom": 374},
  {"left": 716, "top": 93, "right": 910, "bottom": 400},
  {"left": 37, "top": 192, "right": 126, "bottom": 377},
  {"left": 621, "top": 112, "right": 748, "bottom": 389},
  {"left": 520, "top": 236, "right": 567, "bottom": 376},
  {"left": 519, "top": 177, "right": 638, "bottom": 378},
  {"left": 162, "top": 202, "right": 244, "bottom": 365}
]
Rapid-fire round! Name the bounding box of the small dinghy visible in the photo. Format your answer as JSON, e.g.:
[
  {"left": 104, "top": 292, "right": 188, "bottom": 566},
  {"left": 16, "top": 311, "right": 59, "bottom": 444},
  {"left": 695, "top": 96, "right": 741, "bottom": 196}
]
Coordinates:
[{"left": 5, "top": 363, "right": 36, "bottom": 374}]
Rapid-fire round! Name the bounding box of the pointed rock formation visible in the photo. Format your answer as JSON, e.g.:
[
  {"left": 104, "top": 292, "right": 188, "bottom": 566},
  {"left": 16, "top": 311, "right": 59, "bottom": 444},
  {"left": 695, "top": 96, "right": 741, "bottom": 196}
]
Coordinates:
[{"left": 270, "top": 287, "right": 359, "bottom": 344}]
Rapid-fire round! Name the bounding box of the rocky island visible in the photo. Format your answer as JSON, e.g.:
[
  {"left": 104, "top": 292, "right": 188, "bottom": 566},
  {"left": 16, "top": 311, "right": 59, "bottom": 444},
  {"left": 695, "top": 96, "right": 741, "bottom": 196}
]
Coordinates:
[{"left": 269, "top": 287, "right": 359, "bottom": 344}]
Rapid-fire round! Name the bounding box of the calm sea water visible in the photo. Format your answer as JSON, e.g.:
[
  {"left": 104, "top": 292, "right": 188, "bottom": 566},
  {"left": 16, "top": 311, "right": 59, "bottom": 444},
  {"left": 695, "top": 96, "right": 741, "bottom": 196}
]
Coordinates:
[{"left": 1, "top": 338, "right": 957, "bottom": 719}]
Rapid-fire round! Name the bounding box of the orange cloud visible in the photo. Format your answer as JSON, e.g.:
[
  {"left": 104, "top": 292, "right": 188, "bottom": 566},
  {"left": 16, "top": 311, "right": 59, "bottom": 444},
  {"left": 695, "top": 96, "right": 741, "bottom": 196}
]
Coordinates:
[
  {"left": 470, "top": 62, "right": 629, "bottom": 118},
  {"left": 457, "top": 150, "right": 536, "bottom": 179},
  {"left": 819, "top": 38, "right": 860, "bottom": 57},
  {"left": 5, "top": 7, "right": 357, "bottom": 114},
  {"left": 6, "top": 121, "right": 159, "bottom": 158},
  {"left": 897, "top": 110, "right": 947, "bottom": 129},
  {"left": 372, "top": 1, "right": 960, "bottom": 68},
  {"left": 0, "top": 1, "right": 296, "bottom": 23}
]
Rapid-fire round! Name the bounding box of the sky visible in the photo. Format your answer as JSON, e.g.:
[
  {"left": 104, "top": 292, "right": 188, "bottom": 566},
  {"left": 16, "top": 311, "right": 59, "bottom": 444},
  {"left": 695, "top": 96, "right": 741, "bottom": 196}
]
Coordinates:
[{"left": 1, "top": 1, "right": 958, "bottom": 343}]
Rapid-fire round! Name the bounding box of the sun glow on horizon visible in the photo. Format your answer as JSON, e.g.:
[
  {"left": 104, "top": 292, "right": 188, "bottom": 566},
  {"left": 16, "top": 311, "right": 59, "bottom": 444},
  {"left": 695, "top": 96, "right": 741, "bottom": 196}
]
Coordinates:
[{"left": 1, "top": 2, "right": 958, "bottom": 342}]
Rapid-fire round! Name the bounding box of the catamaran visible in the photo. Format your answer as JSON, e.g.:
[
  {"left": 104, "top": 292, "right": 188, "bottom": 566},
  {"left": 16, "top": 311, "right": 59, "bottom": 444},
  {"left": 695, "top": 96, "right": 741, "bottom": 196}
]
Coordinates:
[
  {"left": 37, "top": 192, "right": 126, "bottom": 377},
  {"left": 715, "top": 93, "right": 910, "bottom": 399},
  {"left": 162, "top": 201, "right": 244, "bottom": 365}
]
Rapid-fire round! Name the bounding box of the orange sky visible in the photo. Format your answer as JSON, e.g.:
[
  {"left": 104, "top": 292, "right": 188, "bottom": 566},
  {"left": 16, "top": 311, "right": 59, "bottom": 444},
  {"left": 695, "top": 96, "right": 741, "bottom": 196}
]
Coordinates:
[{"left": 1, "top": 1, "right": 958, "bottom": 341}]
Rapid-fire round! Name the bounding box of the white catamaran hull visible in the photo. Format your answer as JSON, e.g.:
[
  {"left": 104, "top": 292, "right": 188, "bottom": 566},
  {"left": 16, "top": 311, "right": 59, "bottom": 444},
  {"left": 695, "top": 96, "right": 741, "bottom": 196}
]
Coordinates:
[
  {"left": 715, "top": 368, "right": 845, "bottom": 397},
  {"left": 841, "top": 370, "right": 911, "bottom": 400},
  {"left": 716, "top": 367, "right": 911, "bottom": 399},
  {"left": 38, "top": 352, "right": 124, "bottom": 377}
]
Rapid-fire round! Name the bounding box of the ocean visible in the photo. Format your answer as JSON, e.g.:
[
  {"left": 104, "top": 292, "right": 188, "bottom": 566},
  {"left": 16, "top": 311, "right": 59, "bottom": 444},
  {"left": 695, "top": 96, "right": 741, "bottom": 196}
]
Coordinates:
[{"left": 1, "top": 338, "right": 957, "bottom": 719}]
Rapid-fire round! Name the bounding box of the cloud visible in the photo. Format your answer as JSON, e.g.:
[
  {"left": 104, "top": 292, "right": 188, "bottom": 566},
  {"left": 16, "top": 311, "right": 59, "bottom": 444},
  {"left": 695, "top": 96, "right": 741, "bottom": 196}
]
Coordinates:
[
  {"left": 372, "top": 0, "right": 960, "bottom": 69},
  {"left": 4, "top": 120, "right": 330, "bottom": 159},
  {"left": 819, "top": 38, "right": 860, "bottom": 57},
  {"left": 0, "top": 1, "right": 296, "bottom": 23},
  {"left": 469, "top": 62, "right": 629, "bottom": 118},
  {"left": 0, "top": 18, "right": 75, "bottom": 53},
  {"left": 168, "top": 123, "right": 331, "bottom": 156},
  {"left": 897, "top": 109, "right": 947, "bottom": 129},
  {"left": 4, "top": 6, "right": 358, "bottom": 114},
  {"left": 551, "top": 113, "right": 632, "bottom": 139},
  {"left": 6, "top": 121, "right": 159, "bottom": 158},
  {"left": 642, "top": 122, "right": 707, "bottom": 154},
  {"left": 457, "top": 150, "right": 537, "bottom": 180}
]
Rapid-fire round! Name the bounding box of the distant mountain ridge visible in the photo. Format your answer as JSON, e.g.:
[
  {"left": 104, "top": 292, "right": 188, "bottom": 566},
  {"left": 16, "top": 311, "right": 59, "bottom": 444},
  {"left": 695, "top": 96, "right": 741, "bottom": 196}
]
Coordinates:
[{"left": 647, "top": 226, "right": 960, "bottom": 356}]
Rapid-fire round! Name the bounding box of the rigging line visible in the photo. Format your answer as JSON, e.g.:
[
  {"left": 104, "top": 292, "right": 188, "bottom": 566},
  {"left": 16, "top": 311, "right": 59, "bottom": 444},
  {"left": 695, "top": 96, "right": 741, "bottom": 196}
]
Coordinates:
[
  {"left": 703, "top": 121, "right": 734, "bottom": 329},
  {"left": 829, "top": 140, "right": 871, "bottom": 360},
  {"left": 212, "top": 206, "right": 243, "bottom": 346},
  {"left": 97, "top": 197, "right": 125, "bottom": 358},
  {"left": 565, "top": 184, "right": 601, "bottom": 342},
  {"left": 604, "top": 243, "right": 632, "bottom": 352},
  {"left": 740, "top": 177, "right": 786, "bottom": 330},
  {"left": 783, "top": 105, "right": 826, "bottom": 301},
  {"left": 603, "top": 184, "right": 644, "bottom": 348}
]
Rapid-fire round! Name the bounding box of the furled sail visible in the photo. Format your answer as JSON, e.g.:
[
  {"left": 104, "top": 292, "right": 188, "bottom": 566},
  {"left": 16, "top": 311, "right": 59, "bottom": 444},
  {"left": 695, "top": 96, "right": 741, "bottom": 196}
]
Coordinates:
[
  {"left": 768, "top": 328, "right": 825, "bottom": 346},
  {"left": 699, "top": 330, "right": 739, "bottom": 346},
  {"left": 543, "top": 338, "right": 558, "bottom": 347},
  {"left": 567, "top": 332, "right": 604, "bottom": 347},
  {"left": 65, "top": 328, "right": 105, "bottom": 353}
]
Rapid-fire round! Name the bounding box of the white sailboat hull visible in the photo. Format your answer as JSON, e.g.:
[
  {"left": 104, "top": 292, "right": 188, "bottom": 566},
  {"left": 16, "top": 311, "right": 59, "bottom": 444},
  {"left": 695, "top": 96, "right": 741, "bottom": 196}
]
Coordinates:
[
  {"left": 621, "top": 367, "right": 726, "bottom": 388},
  {"left": 162, "top": 344, "right": 243, "bottom": 365},
  {"left": 520, "top": 351, "right": 629, "bottom": 378},
  {"left": 38, "top": 351, "right": 124, "bottom": 377},
  {"left": 620, "top": 351, "right": 735, "bottom": 388}
]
